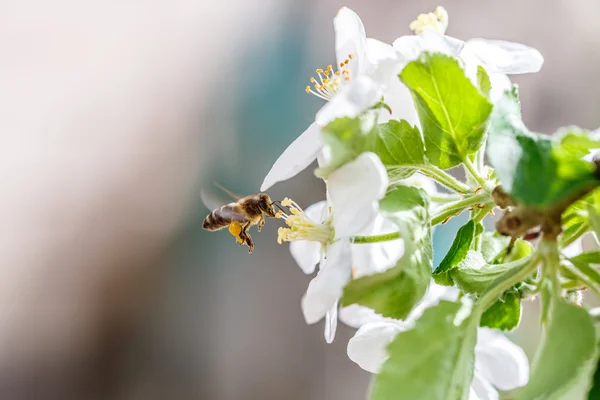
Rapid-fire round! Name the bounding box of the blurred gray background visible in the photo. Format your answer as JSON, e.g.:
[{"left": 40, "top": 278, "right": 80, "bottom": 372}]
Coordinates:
[{"left": 1, "top": 0, "right": 600, "bottom": 399}]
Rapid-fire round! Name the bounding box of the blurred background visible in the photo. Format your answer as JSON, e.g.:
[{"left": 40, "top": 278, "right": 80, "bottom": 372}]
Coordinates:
[{"left": 1, "top": 0, "right": 600, "bottom": 399}]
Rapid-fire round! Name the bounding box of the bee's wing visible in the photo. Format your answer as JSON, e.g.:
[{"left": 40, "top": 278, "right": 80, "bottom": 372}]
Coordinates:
[{"left": 200, "top": 186, "right": 227, "bottom": 212}]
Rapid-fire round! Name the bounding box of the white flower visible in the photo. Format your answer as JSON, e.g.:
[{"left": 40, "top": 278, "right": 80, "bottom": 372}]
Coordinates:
[
  {"left": 261, "top": 7, "right": 412, "bottom": 192},
  {"left": 394, "top": 6, "right": 544, "bottom": 102},
  {"left": 342, "top": 283, "right": 529, "bottom": 399},
  {"left": 277, "top": 153, "right": 394, "bottom": 343}
]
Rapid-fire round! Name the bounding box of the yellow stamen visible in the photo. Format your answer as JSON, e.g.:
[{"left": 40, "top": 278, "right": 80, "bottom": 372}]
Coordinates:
[
  {"left": 305, "top": 55, "right": 354, "bottom": 100},
  {"left": 409, "top": 6, "right": 449, "bottom": 35}
]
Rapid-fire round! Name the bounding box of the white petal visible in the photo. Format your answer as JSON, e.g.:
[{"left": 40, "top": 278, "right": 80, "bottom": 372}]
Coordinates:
[
  {"left": 364, "top": 57, "right": 420, "bottom": 127},
  {"left": 334, "top": 7, "right": 368, "bottom": 75},
  {"left": 339, "top": 304, "right": 384, "bottom": 328},
  {"left": 400, "top": 173, "right": 439, "bottom": 196},
  {"left": 328, "top": 152, "right": 388, "bottom": 237},
  {"left": 366, "top": 38, "right": 397, "bottom": 65},
  {"left": 475, "top": 328, "right": 529, "bottom": 391},
  {"left": 464, "top": 39, "right": 544, "bottom": 74},
  {"left": 350, "top": 215, "right": 404, "bottom": 277},
  {"left": 471, "top": 371, "right": 500, "bottom": 400},
  {"left": 290, "top": 240, "right": 322, "bottom": 274},
  {"left": 324, "top": 300, "right": 339, "bottom": 343},
  {"left": 289, "top": 202, "right": 329, "bottom": 274},
  {"left": 347, "top": 322, "right": 403, "bottom": 373},
  {"left": 407, "top": 282, "right": 459, "bottom": 323},
  {"left": 315, "top": 76, "right": 381, "bottom": 127},
  {"left": 304, "top": 200, "right": 328, "bottom": 222},
  {"left": 260, "top": 122, "right": 322, "bottom": 191},
  {"left": 469, "top": 388, "right": 481, "bottom": 400},
  {"left": 393, "top": 31, "right": 464, "bottom": 61},
  {"left": 301, "top": 240, "right": 352, "bottom": 324},
  {"left": 488, "top": 73, "right": 512, "bottom": 103}
]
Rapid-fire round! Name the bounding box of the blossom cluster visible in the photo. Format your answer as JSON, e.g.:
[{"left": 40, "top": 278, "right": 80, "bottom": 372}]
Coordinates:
[{"left": 256, "top": 5, "right": 600, "bottom": 400}]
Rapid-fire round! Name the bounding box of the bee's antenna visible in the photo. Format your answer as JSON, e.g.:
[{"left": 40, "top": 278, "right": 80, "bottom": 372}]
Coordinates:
[
  {"left": 213, "top": 181, "right": 241, "bottom": 200},
  {"left": 271, "top": 200, "right": 287, "bottom": 213}
]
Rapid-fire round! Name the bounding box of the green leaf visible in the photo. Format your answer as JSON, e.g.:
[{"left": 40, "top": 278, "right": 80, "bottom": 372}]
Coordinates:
[
  {"left": 433, "top": 220, "right": 476, "bottom": 285},
  {"left": 400, "top": 52, "right": 493, "bottom": 169},
  {"left": 556, "top": 127, "right": 600, "bottom": 159},
  {"left": 476, "top": 66, "right": 491, "bottom": 95},
  {"left": 480, "top": 292, "right": 521, "bottom": 331},
  {"left": 588, "top": 203, "right": 600, "bottom": 242},
  {"left": 487, "top": 92, "right": 599, "bottom": 207},
  {"left": 569, "top": 252, "right": 600, "bottom": 285},
  {"left": 516, "top": 295, "right": 597, "bottom": 399},
  {"left": 317, "top": 117, "right": 428, "bottom": 179},
  {"left": 316, "top": 116, "right": 372, "bottom": 177},
  {"left": 551, "top": 337, "right": 600, "bottom": 400},
  {"left": 480, "top": 232, "right": 533, "bottom": 264},
  {"left": 451, "top": 252, "right": 530, "bottom": 295},
  {"left": 370, "top": 301, "right": 477, "bottom": 400},
  {"left": 342, "top": 186, "right": 431, "bottom": 319}
]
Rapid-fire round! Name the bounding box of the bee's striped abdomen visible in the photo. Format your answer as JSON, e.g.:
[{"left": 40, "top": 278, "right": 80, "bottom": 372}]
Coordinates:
[{"left": 202, "top": 204, "right": 247, "bottom": 231}]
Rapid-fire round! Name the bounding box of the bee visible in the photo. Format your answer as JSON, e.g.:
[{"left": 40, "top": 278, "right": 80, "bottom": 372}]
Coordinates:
[{"left": 202, "top": 192, "right": 281, "bottom": 254}]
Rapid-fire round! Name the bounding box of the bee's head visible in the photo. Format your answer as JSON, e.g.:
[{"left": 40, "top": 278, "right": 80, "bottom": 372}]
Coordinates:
[{"left": 258, "top": 193, "right": 277, "bottom": 217}]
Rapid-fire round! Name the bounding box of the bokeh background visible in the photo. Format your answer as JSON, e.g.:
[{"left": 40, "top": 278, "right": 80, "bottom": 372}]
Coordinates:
[{"left": 2, "top": 0, "right": 600, "bottom": 399}]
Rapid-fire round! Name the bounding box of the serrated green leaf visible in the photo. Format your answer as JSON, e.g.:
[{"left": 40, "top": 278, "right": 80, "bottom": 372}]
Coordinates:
[
  {"left": 480, "top": 292, "right": 521, "bottom": 331},
  {"left": 342, "top": 186, "right": 431, "bottom": 319},
  {"left": 487, "top": 92, "right": 599, "bottom": 207},
  {"left": 400, "top": 52, "right": 493, "bottom": 169},
  {"left": 516, "top": 295, "right": 596, "bottom": 399},
  {"left": 318, "top": 117, "right": 428, "bottom": 179},
  {"left": 434, "top": 220, "right": 476, "bottom": 285},
  {"left": 452, "top": 253, "right": 531, "bottom": 295},
  {"left": 370, "top": 301, "right": 476, "bottom": 400},
  {"left": 476, "top": 65, "right": 491, "bottom": 95}
]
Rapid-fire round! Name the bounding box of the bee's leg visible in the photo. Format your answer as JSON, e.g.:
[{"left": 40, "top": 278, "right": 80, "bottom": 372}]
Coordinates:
[
  {"left": 244, "top": 233, "right": 255, "bottom": 254},
  {"left": 240, "top": 223, "right": 254, "bottom": 254},
  {"left": 257, "top": 215, "right": 265, "bottom": 232}
]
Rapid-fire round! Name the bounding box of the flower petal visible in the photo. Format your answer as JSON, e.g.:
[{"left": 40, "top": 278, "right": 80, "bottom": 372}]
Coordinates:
[
  {"left": 334, "top": 7, "right": 368, "bottom": 75},
  {"left": 339, "top": 304, "right": 403, "bottom": 329},
  {"left": 407, "top": 282, "right": 459, "bottom": 323},
  {"left": 470, "top": 371, "right": 500, "bottom": 400},
  {"left": 328, "top": 152, "right": 388, "bottom": 237},
  {"left": 366, "top": 38, "right": 397, "bottom": 65},
  {"left": 290, "top": 240, "right": 322, "bottom": 274},
  {"left": 488, "top": 72, "right": 512, "bottom": 103},
  {"left": 301, "top": 239, "right": 352, "bottom": 324},
  {"left": 475, "top": 328, "right": 529, "bottom": 391},
  {"left": 324, "top": 300, "right": 339, "bottom": 343},
  {"left": 365, "top": 57, "right": 420, "bottom": 127},
  {"left": 399, "top": 173, "right": 439, "bottom": 197},
  {"left": 260, "top": 122, "right": 322, "bottom": 191},
  {"left": 464, "top": 39, "right": 544, "bottom": 74},
  {"left": 350, "top": 215, "right": 404, "bottom": 277},
  {"left": 315, "top": 75, "right": 381, "bottom": 127},
  {"left": 393, "top": 31, "right": 464, "bottom": 61},
  {"left": 347, "top": 322, "right": 403, "bottom": 373},
  {"left": 304, "top": 200, "right": 328, "bottom": 222}
]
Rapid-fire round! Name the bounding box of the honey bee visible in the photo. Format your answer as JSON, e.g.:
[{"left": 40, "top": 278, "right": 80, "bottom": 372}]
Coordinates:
[{"left": 202, "top": 192, "right": 281, "bottom": 254}]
